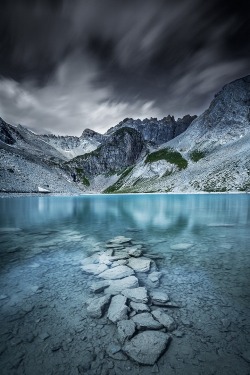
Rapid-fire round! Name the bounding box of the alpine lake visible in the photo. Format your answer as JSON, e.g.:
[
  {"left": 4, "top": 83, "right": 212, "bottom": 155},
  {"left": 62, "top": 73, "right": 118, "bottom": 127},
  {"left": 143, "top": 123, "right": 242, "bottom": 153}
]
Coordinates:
[{"left": 0, "top": 194, "right": 250, "bottom": 375}]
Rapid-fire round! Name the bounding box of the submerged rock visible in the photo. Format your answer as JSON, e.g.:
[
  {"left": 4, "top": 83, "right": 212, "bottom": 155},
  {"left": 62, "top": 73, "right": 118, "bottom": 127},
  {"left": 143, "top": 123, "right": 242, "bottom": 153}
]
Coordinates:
[
  {"left": 121, "top": 287, "right": 148, "bottom": 303},
  {"left": 80, "top": 264, "right": 108, "bottom": 275},
  {"left": 104, "top": 276, "right": 139, "bottom": 295},
  {"left": 128, "top": 257, "right": 151, "bottom": 272},
  {"left": 170, "top": 243, "right": 194, "bottom": 250},
  {"left": 130, "top": 301, "right": 150, "bottom": 313},
  {"left": 148, "top": 272, "right": 162, "bottom": 284},
  {"left": 90, "top": 280, "right": 110, "bottom": 293},
  {"left": 150, "top": 291, "right": 170, "bottom": 306},
  {"left": 123, "top": 331, "right": 171, "bottom": 365},
  {"left": 98, "top": 265, "right": 134, "bottom": 280},
  {"left": 107, "top": 295, "right": 129, "bottom": 323},
  {"left": 152, "top": 310, "right": 176, "bottom": 332},
  {"left": 108, "top": 236, "right": 132, "bottom": 244},
  {"left": 131, "top": 312, "right": 163, "bottom": 330},
  {"left": 111, "top": 259, "right": 128, "bottom": 267},
  {"left": 128, "top": 246, "right": 142, "bottom": 257},
  {"left": 117, "top": 320, "right": 136, "bottom": 343},
  {"left": 87, "top": 295, "right": 111, "bottom": 318}
]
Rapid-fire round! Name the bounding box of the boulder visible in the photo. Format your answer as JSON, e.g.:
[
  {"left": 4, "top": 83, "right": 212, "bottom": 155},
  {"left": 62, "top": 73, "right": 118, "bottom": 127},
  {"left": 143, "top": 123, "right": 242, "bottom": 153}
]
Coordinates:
[
  {"left": 128, "top": 257, "right": 151, "bottom": 272},
  {"left": 98, "top": 265, "right": 134, "bottom": 280},
  {"left": 131, "top": 313, "right": 163, "bottom": 330},
  {"left": 107, "top": 295, "right": 129, "bottom": 323},
  {"left": 87, "top": 295, "right": 111, "bottom": 318},
  {"left": 104, "top": 276, "right": 139, "bottom": 295},
  {"left": 152, "top": 310, "right": 176, "bottom": 332},
  {"left": 130, "top": 302, "right": 150, "bottom": 313},
  {"left": 150, "top": 291, "right": 170, "bottom": 306},
  {"left": 123, "top": 331, "right": 170, "bottom": 365},
  {"left": 117, "top": 320, "right": 136, "bottom": 343},
  {"left": 121, "top": 287, "right": 148, "bottom": 303}
]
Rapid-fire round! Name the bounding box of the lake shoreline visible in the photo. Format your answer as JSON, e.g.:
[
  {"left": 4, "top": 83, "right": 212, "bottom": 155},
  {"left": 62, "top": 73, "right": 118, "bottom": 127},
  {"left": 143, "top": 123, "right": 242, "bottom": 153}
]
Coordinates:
[{"left": 0, "top": 191, "right": 249, "bottom": 198}]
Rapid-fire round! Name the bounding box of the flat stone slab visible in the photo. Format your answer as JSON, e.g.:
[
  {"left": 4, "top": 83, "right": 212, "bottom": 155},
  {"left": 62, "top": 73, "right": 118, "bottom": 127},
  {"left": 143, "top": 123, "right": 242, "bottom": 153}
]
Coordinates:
[
  {"left": 170, "top": 243, "right": 194, "bottom": 250},
  {"left": 130, "top": 302, "right": 150, "bottom": 313},
  {"left": 105, "top": 244, "right": 124, "bottom": 249},
  {"left": 90, "top": 280, "right": 110, "bottom": 293},
  {"left": 152, "top": 310, "right": 176, "bottom": 332},
  {"left": 107, "top": 295, "right": 129, "bottom": 323},
  {"left": 131, "top": 313, "right": 163, "bottom": 330},
  {"left": 111, "top": 260, "right": 128, "bottom": 267},
  {"left": 109, "top": 254, "right": 129, "bottom": 261},
  {"left": 87, "top": 295, "right": 111, "bottom": 318},
  {"left": 148, "top": 272, "right": 162, "bottom": 284},
  {"left": 128, "top": 257, "right": 151, "bottom": 272},
  {"left": 98, "top": 265, "right": 134, "bottom": 280},
  {"left": 123, "top": 331, "right": 170, "bottom": 365},
  {"left": 104, "top": 276, "right": 139, "bottom": 295},
  {"left": 150, "top": 291, "right": 170, "bottom": 306},
  {"left": 121, "top": 287, "right": 148, "bottom": 303},
  {"left": 128, "top": 247, "right": 142, "bottom": 257},
  {"left": 98, "top": 253, "right": 112, "bottom": 265},
  {"left": 80, "top": 264, "right": 108, "bottom": 275},
  {"left": 80, "top": 255, "right": 99, "bottom": 266},
  {"left": 108, "top": 236, "right": 132, "bottom": 244},
  {"left": 117, "top": 320, "right": 136, "bottom": 343}
]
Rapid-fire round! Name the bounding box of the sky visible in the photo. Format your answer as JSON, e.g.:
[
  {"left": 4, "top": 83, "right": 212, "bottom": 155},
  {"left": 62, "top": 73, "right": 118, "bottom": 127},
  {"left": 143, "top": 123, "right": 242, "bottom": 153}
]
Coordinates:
[{"left": 0, "top": 0, "right": 249, "bottom": 136}]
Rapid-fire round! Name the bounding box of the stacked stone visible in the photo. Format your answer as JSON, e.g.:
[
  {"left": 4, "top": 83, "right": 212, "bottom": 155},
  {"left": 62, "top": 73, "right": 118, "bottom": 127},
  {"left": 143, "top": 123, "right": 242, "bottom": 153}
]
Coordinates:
[{"left": 80, "top": 235, "right": 179, "bottom": 365}]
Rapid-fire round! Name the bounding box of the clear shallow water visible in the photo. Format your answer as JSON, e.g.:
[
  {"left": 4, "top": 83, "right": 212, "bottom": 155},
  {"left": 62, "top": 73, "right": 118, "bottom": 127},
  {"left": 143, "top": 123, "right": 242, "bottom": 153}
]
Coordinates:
[{"left": 0, "top": 194, "right": 250, "bottom": 375}]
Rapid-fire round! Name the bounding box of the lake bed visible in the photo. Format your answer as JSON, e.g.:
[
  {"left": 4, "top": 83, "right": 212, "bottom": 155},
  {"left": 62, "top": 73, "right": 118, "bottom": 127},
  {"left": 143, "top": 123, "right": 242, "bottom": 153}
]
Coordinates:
[{"left": 0, "top": 194, "right": 250, "bottom": 375}]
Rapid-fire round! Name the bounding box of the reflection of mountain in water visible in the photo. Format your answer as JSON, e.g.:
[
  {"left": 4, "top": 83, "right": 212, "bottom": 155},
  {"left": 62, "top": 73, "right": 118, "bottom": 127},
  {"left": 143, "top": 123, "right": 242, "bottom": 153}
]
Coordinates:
[{"left": 0, "top": 195, "right": 249, "bottom": 235}]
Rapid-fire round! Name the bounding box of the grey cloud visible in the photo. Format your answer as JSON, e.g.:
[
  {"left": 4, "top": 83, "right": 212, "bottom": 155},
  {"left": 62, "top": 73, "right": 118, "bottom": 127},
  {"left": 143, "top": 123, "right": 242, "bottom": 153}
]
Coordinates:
[{"left": 0, "top": 0, "right": 249, "bottom": 134}]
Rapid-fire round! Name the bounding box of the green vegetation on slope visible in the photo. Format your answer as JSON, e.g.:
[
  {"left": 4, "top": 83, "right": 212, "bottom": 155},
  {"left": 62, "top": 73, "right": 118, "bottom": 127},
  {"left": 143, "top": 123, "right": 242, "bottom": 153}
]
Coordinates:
[
  {"left": 103, "top": 166, "right": 134, "bottom": 193},
  {"left": 189, "top": 150, "right": 206, "bottom": 162},
  {"left": 145, "top": 148, "right": 188, "bottom": 170},
  {"left": 75, "top": 168, "right": 90, "bottom": 186}
]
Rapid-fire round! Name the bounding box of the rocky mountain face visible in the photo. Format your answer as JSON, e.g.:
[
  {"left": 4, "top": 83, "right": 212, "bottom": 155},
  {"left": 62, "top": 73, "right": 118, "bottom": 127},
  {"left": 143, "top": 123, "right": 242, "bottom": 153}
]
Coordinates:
[
  {"left": 0, "top": 75, "right": 249, "bottom": 194},
  {"left": 106, "top": 115, "right": 196, "bottom": 145},
  {"left": 0, "top": 113, "right": 193, "bottom": 193},
  {"left": 108, "top": 76, "right": 250, "bottom": 193}
]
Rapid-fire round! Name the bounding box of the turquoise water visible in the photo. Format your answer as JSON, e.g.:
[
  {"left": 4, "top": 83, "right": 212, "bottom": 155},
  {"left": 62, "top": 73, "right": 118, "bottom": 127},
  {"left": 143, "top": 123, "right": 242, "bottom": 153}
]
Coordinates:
[{"left": 0, "top": 194, "right": 250, "bottom": 374}]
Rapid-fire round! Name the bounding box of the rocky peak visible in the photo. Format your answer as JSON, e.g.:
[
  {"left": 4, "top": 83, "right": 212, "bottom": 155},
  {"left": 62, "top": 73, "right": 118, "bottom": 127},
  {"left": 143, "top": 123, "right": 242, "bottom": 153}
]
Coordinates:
[
  {"left": 80, "top": 128, "right": 105, "bottom": 143},
  {"left": 167, "top": 75, "right": 250, "bottom": 152},
  {"left": 69, "top": 126, "right": 145, "bottom": 176},
  {"left": 105, "top": 114, "right": 195, "bottom": 146}
]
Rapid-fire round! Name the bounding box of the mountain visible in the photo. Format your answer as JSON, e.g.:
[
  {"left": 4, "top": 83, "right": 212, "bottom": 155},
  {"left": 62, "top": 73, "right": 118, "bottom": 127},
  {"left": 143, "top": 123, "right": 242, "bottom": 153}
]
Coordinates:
[
  {"left": 0, "top": 113, "right": 194, "bottom": 193},
  {"left": 0, "top": 75, "right": 249, "bottom": 194},
  {"left": 108, "top": 75, "right": 250, "bottom": 193}
]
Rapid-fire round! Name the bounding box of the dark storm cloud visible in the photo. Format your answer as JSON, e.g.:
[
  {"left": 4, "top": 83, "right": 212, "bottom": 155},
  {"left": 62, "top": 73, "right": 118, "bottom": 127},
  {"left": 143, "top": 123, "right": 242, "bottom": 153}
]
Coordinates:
[{"left": 0, "top": 0, "right": 249, "bottom": 134}]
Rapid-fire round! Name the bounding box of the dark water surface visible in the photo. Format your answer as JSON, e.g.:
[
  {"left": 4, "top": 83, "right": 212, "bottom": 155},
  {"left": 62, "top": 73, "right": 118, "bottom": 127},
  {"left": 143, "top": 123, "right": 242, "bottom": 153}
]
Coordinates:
[{"left": 0, "top": 194, "right": 250, "bottom": 374}]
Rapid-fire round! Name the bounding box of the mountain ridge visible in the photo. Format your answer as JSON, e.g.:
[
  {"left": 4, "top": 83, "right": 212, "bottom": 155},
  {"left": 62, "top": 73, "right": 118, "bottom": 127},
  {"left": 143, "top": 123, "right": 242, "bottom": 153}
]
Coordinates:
[{"left": 0, "top": 75, "right": 249, "bottom": 194}]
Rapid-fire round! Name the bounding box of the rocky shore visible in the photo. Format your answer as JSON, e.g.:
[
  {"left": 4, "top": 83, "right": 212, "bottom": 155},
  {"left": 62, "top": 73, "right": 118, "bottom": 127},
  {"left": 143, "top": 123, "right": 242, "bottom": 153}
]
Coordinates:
[{"left": 81, "top": 235, "right": 180, "bottom": 366}]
